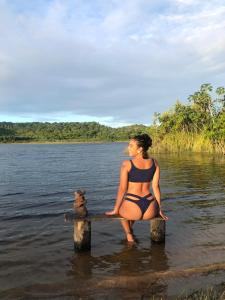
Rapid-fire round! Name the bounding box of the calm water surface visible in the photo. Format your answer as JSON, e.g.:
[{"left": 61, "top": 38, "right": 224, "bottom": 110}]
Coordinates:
[{"left": 0, "top": 143, "right": 225, "bottom": 299}]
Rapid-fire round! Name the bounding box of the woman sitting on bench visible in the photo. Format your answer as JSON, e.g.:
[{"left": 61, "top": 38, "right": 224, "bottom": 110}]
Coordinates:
[{"left": 105, "top": 133, "right": 168, "bottom": 243}]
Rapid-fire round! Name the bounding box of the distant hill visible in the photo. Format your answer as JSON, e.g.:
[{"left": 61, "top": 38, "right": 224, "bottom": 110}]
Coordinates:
[{"left": 0, "top": 121, "right": 149, "bottom": 143}]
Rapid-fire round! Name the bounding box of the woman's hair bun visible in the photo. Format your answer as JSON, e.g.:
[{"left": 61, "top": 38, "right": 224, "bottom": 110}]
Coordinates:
[
  {"left": 140, "top": 134, "right": 152, "bottom": 148},
  {"left": 132, "top": 133, "right": 152, "bottom": 151}
]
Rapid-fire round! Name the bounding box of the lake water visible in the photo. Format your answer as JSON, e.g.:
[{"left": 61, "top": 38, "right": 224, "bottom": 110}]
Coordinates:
[{"left": 0, "top": 143, "right": 225, "bottom": 299}]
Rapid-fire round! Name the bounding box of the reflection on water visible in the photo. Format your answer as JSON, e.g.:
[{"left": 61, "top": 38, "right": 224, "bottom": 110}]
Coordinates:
[
  {"left": 69, "top": 243, "right": 169, "bottom": 277},
  {"left": 68, "top": 242, "right": 169, "bottom": 298},
  {"left": 0, "top": 144, "right": 225, "bottom": 298}
]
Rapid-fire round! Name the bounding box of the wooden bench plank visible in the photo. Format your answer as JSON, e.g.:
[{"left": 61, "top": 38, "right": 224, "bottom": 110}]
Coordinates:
[
  {"left": 64, "top": 212, "right": 163, "bottom": 222},
  {"left": 64, "top": 212, "right": 124, "bottom": 222}
]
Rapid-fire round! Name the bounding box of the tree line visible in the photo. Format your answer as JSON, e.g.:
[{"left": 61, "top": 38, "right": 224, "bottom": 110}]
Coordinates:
[
  {"left": 0, "top": 83, "right": 224, "bottom": 153},
  {"left": 154, "top": 83, "right": 225, "bottom": 143},
  {"left": 0, "top": 121, "right": 148, "bottom": 142}
]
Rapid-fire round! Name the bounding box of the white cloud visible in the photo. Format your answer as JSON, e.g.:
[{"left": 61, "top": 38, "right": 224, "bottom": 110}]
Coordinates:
[{"left": 0, "top": 0, "right": 225, "bottom": 126}]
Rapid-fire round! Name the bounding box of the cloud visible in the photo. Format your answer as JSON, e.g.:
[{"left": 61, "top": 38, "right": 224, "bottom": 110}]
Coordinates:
[{"left": 0, "top": 0, "right": 225, "bottom": 126}]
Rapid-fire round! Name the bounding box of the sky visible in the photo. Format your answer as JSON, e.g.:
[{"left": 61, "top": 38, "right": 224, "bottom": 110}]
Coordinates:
[{"left": 0, "top": 0, "right": 225, "bottom": 127}]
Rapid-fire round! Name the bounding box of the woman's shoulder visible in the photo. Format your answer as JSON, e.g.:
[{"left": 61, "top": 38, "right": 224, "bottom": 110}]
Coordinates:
[
  {"left": 121, "top": 159, "right": 132, "bottom": 170},
  {"left": 121, "top": 159, "right": 131, "bottom": 166}
]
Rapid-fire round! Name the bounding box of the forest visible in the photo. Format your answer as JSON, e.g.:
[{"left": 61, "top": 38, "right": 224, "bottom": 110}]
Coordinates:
[{"left": 0, "top": 84, "right": 224, "bottom": 153}]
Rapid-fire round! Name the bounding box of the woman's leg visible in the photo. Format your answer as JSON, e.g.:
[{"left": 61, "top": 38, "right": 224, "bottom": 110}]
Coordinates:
[
  {"left": 120, "top": 219, "right": 135, "bottom": 242},
  {"left": 129, "top": 220, "right": 135, "bottom": 233}
]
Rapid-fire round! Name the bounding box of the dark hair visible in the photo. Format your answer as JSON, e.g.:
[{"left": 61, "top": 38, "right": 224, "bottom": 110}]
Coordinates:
[{"left": 131, "top": 134, "right": 152, "bottom": 158}]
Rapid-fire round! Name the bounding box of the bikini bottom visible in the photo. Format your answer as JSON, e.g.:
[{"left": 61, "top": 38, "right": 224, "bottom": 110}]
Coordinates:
[{"left": 124, "top": 192, "right": 156, "bottom": 217}]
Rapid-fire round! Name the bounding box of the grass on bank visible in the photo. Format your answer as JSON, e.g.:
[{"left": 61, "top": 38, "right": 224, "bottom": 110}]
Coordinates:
[
  {"left": 175, "top": 285, "right": 225, "bottom": 300},
  {"left": 147, "top": 283, "right": 225, "bottom": 300},
  {"left": 150, "top": 132, "right": 225, "bottom": 155}
]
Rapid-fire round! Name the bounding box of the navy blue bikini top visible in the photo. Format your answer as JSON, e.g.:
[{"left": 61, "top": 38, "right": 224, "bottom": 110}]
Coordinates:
[{"left": 128, "top": 159, "right": 156, "bottom": 182}]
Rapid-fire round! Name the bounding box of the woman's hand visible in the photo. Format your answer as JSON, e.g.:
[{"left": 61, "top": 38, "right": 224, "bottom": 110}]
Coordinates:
[
  {"left": 159, "top": 209, "right": 169, "bottom": 220},
  {"left": 105, "top": 208, "right": 119, "bottom": 216}
]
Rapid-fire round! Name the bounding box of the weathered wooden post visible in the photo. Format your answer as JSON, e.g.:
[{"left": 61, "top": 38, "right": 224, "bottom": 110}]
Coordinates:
[
  {"left": 150, "top": 217, "right": 165, "bottom": 243},
  {"left": 73, "top": 190, "right": 91, "bottom": 251},
  {"left": 74, "top": 219, "right": 91, "bottom": 251}
]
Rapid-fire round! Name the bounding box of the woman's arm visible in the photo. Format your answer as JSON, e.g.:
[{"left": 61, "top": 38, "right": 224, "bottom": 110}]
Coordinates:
[
  {"left": 152, "top": 159, "right": 168, "bottom": 220},
  {"left": 152, "top": 159, "right": 161, "bottom": 207},
  {"left": 105, "top": 160, "right": 128, "bottom": 215}
]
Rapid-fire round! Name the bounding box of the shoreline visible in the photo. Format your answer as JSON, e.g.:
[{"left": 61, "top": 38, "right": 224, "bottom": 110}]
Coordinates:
[
  {"left": 0, "top": 140, "right": 128, "bottom": 145},
  {"left": 0, "top": 138, "right": 224, "bottom": 155}
]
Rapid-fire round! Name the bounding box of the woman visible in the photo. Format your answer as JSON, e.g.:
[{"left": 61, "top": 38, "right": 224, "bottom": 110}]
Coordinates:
[{"left": 105, "top": 134, "right": 168, "bottom": 242}]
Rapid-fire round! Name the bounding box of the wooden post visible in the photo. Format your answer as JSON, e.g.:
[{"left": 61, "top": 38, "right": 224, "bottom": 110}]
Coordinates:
[
  {"left": 73, "top": 189, "right": 91, "bottom": 251},
  {"left": 150, "top": 218, "right": 165, "bottom": 243},
  {"left": 74, "top": 220, "right": 91, "bottom": 251}
]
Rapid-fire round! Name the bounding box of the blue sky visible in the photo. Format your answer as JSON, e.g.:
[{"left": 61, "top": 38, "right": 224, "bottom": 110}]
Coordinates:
[{"left": 0, "top": 0, "right": 225, "bottom": 127}]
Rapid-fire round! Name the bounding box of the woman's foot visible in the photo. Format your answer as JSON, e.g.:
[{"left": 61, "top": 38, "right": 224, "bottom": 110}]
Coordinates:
[{"left": 126, "top": 232, "right": 135, "bottom": 243}]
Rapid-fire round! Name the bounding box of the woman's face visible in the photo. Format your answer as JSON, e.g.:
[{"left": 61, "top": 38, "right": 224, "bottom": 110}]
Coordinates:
[{"left": 127, "top": 139, "right": 141, "bottom": 157}]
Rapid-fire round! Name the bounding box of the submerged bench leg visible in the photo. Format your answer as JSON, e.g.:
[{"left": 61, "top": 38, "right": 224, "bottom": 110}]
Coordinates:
[
  {"left": 150, "top": 218, "right": 165, "bottom": 243},
  {"left": 74, "top": 220, "right": 91, "bottom": 251}
]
